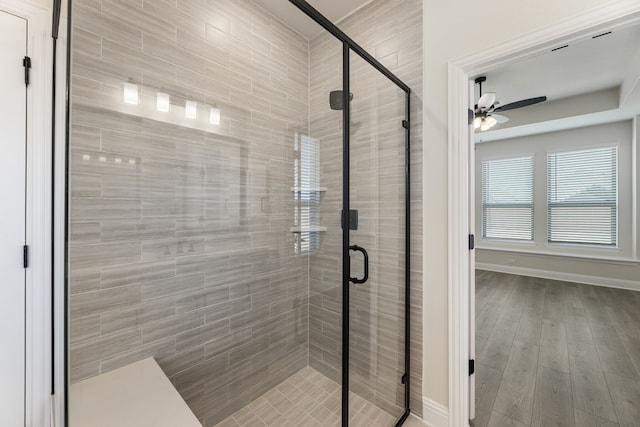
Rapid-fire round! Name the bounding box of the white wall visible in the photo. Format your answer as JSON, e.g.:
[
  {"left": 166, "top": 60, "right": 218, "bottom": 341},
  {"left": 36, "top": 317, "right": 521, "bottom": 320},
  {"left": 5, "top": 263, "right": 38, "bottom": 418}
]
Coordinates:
[
  {"left": 422, "top": 0, "right": 620, "bottom": 408},
  {"left": 476, "top": 121, "right": 634, "bottom": 259},
  {"left": 476, "top": 249, "right": 640, "bottom": 289},
  {"left": 485, "top": 88, "right": 620, "bottom": 131},
  {"left": 476, "top": 120, "right": 640, "bottom": 290}
]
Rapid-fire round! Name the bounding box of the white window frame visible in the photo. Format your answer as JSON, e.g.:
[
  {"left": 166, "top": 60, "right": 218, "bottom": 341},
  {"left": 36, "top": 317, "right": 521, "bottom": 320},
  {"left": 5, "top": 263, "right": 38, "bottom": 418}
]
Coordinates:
[
  {"left": 475, "top": 121, "right": 634, "bottom": 262},
  {"left": 546, "top": 146, "right": 618, "bottom": 248},
  {"left": 293, "top": 133, "right": 321, "bottom": 254},
  {"left": 481, "top": 155, "right": 535, "bottom": 242}
]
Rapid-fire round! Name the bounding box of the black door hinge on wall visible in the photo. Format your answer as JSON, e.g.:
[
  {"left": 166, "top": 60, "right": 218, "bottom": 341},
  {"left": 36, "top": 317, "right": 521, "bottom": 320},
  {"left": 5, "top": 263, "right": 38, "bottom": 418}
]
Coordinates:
[
  {"left": 468, "top": 108, "right": 474, "bottom": 125},
  {"left": 469, "top": 359, "right": 475, "bottom": 376},
  {"left": 469, "top": 234, "right": 475, "bottom": 250},
  {"left": 402, "top": 120, "right": 409, "bottom": 129},
  {"left": 23, "top": 56, "right": 31, "bottom": 86},
  {"left": 23, "top": 245, "right": 29, "bottom": 268}
]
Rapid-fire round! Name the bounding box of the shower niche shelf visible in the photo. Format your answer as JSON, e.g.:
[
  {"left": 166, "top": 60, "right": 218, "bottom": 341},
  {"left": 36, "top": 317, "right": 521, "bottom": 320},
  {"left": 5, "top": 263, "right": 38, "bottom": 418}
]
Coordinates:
[
  {"left": 290, "top": 187, "right": 327, "bottom": 192},
  {"left": 290, "top": 226, "right": 327, "bottom": 233}
]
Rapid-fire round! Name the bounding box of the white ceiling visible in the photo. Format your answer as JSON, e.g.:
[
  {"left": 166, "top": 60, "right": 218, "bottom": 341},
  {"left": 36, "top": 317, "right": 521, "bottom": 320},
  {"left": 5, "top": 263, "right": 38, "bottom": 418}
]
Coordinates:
[
  {"left": 474, "top": 21, "right": 640, "bottom": 142},
  {"left": 254, "top": 0, "right": 640, "bottom": 138},
  {"left": 255, "top": 0, "right": 374, "bottom": 39},
  {"left": 257, "top": 3, "right": 640, "bottom": 106},
  {"left": 472, "top": 23, "right": 640, "bottom": 105}
]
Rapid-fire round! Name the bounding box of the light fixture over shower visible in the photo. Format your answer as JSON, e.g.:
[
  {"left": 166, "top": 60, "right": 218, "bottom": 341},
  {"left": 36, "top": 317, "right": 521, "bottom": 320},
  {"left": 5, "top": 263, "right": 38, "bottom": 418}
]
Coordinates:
[
  {"left": 123, "top": 82, "right": 139, "bottom": 105},
  {"left": 157, "top": 92, "right": 170, "bottom": 112},
  {"left": 209, "top": 106, "right": 221, "bottom": 125},
  {"left": 118, "top": 81, "right": 226, "bottom": 132},
  {"left": 185, "top": 100, "right": 198, "bottom": 119}
]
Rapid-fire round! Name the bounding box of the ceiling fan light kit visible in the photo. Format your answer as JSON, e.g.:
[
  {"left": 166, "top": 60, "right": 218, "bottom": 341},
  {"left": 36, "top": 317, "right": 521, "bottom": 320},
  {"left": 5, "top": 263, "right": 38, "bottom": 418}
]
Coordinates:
[
  {"left": 473, "top": 116, "right": 482, "bottom": 129},
  {"left": 473, "top": 76, "right": 547, "bottom": 131},
  {"left": 480, "top": 116, "right": 497, "bottom": 131}
]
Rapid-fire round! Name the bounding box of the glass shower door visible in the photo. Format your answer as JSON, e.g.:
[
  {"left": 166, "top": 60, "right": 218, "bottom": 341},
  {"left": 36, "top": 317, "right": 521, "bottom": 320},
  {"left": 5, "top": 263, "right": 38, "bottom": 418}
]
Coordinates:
[{"left": 347, "top": 50, "right": 408, "bottom": 425}]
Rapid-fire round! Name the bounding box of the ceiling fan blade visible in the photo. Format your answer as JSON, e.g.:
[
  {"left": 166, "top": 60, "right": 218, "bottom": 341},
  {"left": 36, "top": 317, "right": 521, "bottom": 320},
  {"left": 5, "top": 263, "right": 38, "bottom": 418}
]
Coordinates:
[
  {"left": 491, "top": 114, "right": 509, "bottom": 124},
  {"left": 493, "top": 96, "right": 547, "bottom": 112},
  {"left": 477, "top": 92, "right": 496, "bottom": 110}
]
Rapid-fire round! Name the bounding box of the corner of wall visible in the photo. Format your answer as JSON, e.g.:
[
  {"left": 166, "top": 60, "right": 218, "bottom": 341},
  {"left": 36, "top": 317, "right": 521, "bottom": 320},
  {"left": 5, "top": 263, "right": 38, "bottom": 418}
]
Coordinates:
[{"left": 421, "top": 397, "right": 449, "bottom": 427}]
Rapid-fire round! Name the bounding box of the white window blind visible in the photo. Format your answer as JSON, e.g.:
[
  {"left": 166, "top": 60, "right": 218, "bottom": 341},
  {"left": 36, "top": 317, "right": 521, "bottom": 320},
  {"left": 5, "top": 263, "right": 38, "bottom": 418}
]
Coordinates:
[
  {"left": 482, "top": 156, "right": 534, "bottom": 241},
  {"left": 294, "top": 134, "right": 321, "bottom": 254},
  {"left": 547, "top": 146, "right": 617, "bottom": 246}
]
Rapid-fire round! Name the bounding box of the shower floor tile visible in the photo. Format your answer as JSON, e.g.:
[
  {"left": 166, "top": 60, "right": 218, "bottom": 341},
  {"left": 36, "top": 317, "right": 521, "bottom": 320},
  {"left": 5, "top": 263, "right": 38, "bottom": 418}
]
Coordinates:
[{"left": 214, "top": 366, "right": 400, "bottom": 427}]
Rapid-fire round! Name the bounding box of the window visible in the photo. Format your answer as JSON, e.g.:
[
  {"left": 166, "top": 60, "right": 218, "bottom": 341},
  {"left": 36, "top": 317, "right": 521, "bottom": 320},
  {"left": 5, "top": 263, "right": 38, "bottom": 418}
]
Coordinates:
[
  {"left": 476, "top": 121, "right": 632, "bottom": 260},
  {"left": 294, "top": 133, "right": 321, "bottom": 254},
  {"left": 481, "top": 156, "right": 534, "bottom": 241},
  {"left": 547, "top": 146, "right": 617, "bottom": 246}
]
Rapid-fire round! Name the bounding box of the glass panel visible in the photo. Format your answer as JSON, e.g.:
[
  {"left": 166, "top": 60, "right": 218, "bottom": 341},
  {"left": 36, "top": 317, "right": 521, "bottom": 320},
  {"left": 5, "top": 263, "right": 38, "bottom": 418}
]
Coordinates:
[
  {"left": 67, "top": 1, "right": 343, "bottom": 426},
  {"left": 307, "top": 28, "right": 345, "bottom": 426},
  {"left": 348, "top": 50, "right": 407, "bottom": 424}
]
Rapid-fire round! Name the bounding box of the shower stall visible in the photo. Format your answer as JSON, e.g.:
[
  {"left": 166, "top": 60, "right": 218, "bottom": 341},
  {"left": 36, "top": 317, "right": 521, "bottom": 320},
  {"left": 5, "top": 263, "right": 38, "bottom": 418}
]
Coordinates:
[{"left": 66, "top": 0, "right": 412, "bottom": 425}]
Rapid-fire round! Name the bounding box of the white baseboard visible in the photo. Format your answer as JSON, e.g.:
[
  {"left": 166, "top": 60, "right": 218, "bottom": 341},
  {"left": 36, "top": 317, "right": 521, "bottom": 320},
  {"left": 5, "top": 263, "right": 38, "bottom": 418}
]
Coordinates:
[
  {"left": 476, "top": 262, "right": 640, "bottom": 292},
  {"left": 421, "top": 398, "right": 449, "bottom": 427}
]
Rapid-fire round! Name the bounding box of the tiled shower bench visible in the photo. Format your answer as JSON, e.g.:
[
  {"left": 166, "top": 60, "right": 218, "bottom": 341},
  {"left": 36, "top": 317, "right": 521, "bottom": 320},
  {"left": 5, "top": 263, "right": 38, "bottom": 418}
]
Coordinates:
[{"left": 70, "top": 357, "right": 201, "bottom": 427}]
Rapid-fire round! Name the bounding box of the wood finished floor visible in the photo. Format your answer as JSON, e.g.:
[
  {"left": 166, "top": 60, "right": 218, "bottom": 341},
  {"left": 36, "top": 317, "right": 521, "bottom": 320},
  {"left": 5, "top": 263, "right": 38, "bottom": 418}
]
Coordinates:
[{"left": 474, "top": 270, "right": 640, "bottom": 427}]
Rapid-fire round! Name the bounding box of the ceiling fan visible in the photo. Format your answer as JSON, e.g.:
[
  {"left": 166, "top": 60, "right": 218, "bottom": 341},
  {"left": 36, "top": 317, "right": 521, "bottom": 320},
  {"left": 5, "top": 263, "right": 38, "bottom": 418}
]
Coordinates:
[{"left": 473, "top": 76, "right": 547, "bottom": 131}]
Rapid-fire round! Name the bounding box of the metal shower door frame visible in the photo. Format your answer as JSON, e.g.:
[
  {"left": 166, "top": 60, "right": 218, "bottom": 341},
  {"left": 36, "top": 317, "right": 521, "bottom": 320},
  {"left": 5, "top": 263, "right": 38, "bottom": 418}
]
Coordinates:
[
  {"left": 288, "top": 2, "right": 412, "bottom": 426},
  {"left": 61, "top": 0, "right": 412, "bottom": 424}
]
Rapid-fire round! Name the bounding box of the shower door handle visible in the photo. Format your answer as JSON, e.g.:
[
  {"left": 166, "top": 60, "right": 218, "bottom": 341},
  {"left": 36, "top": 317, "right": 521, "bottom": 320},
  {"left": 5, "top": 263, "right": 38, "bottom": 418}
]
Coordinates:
[{"left": 349, "top": 245, "right": 369, "bottom": 284}]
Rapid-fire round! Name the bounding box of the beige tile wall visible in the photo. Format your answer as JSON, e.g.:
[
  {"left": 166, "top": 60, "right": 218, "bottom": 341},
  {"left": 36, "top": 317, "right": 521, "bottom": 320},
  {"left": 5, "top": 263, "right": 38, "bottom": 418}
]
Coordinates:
[
  {"left": 69, "top": 0, "right": 422, "bottom": 425},
  {"left": 308, "top": 0, "right": 424, "bottom": 418},
  {"left": 69, "top": 0, "right": 310, "bottom": 425}
]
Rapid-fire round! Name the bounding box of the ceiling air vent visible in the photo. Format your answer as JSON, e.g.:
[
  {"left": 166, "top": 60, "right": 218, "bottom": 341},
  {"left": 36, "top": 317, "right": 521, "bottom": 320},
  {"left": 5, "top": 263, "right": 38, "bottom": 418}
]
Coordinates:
[
  {"left": 592, "top": 31, "right": 612, "bottom": 39},
  {"left": 551, "top": 45, "right": 569, "bottom": 52}
]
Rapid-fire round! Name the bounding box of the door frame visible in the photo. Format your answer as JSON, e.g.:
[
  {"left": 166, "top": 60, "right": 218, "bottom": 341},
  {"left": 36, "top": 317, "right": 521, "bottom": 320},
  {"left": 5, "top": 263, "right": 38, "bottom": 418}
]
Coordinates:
[
  {"left": 0, "top": 0, "right": 54, "bottom": 426},
  {"left": 447, "top": 1, "right": 640, "bottom": 426}
]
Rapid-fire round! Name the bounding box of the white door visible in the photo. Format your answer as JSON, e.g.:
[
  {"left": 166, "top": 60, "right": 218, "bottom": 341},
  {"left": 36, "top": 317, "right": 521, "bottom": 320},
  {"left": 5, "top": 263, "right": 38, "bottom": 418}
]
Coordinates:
[{"left": 0, "top": 9, "right": 28, "bottom": 427}]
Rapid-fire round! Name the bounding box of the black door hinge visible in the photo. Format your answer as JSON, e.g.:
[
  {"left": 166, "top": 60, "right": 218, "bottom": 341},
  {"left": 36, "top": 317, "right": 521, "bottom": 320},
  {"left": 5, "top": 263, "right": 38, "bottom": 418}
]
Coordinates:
[
  {"left": 469, "top": 234, "right": 475, "bottom": 250},
  {"left": 468, "top": 108, "right": 474, "bottom": 125},
  {"left": 401, "top": 373, "right": 408, "bottom": 384},
  {"left": 469, "top": 359, "right": 475, "bottom": 376},
  {"left": 23, "top": 56, "right": 31, "bottom": 86},
  {"left": 402, "top": 120, "right": 409, "bottom": 129},
  {"left": 341, "top": 209, "right": 358, "bottom": 231},
  {"left": 23, "top": 245, "right": 29, "bottom": 268}
]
